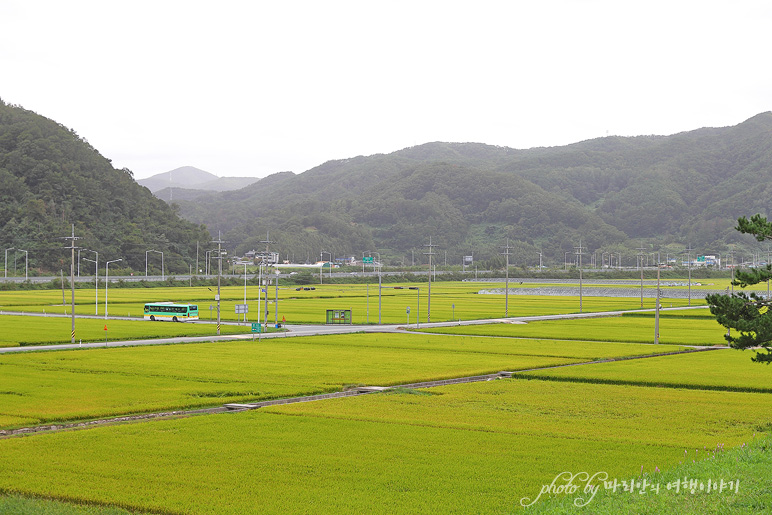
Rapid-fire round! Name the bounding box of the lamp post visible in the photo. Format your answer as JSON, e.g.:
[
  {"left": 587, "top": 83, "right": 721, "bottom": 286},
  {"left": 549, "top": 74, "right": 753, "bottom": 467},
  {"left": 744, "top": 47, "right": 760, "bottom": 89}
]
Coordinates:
[
  {"left": 274, "top": 268, "right": 280, "bottom": 327},
  {"left": 377, "top": 254, "right": 382, "bottom": 324},
  {"left": 4, "top": 247, "right": 14, "bottom": 278},
  {"left": 82, "top": 250, "right": 98, "bottom": 315},
  {"left": 105, "top": 259, "right": 122, "bottom": 319},
  {"left": 257, "top": 263, "right": 262, "bottom": 329},
  {"left": 205, "top": 250, "right": 212, "bottom": 276},
  {"left": 146, "top": 250, "right": 164, "bottom": 280}
]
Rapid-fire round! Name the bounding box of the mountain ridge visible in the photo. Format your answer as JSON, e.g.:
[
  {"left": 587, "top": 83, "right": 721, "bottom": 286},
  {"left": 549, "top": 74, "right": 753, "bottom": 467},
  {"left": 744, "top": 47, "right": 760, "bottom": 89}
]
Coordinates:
[
  {"left": 174, "top": 112, "right": 772, "bottom": 265},
  {"left": 139, "top": 166, "right": 261, "bottom": 194}
]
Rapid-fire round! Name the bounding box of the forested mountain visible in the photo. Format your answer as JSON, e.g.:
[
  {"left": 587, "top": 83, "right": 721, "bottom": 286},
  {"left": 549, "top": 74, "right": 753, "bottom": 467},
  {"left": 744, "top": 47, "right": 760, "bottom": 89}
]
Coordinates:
[
  {"left": 0, "top": 100, "right": 210, "bottom": 274},
  {"left": 3, "top": 96, "right": 770, "bottom": 272},
  {"left": 175, "top": 113, "right": 772, "bottom": 266}
]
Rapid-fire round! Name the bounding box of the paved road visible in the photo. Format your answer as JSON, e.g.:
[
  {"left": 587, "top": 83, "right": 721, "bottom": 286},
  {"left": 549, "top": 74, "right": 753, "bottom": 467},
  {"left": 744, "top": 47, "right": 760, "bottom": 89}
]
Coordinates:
[{"left": 0, "top": 305, "right": 709, "bottom": 354}]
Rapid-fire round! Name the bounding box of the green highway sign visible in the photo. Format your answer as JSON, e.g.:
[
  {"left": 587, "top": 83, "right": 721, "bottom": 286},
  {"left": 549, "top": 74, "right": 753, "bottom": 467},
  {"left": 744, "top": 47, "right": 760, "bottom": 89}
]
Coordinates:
[
  {"left": 363, "top": 256, "right": 374, "bottom": 264},
  {"left": 251, "top": 323, "right": 261, "bottom": 333}
]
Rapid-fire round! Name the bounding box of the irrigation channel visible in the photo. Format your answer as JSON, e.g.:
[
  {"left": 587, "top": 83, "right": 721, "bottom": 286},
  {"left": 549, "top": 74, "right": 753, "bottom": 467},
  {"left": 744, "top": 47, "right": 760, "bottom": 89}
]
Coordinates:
[{"left": 0, "top": 305, "right": 722, "bottom": 438}]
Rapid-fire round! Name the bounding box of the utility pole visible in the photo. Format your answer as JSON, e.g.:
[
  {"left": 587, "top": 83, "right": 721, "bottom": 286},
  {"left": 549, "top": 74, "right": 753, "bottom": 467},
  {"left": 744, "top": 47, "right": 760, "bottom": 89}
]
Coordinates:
[
  {"left": 637, "top": 242, "right": 646, "bottom": 308},
  {"left": 212, "top": 232, "right": 225, "bottom": 335},
  {"left": 260, "top": 231, "right": 276, "bottom": 325},
  {"left": 575, "top": 239, "right": 585, "bottom": 313},
  {"left": 260, "top": 231, "right": 275, "bottom": 262},
  {"left": 655, "top": 262, "right": 661, "bottom": 344},
  {"left": 62, "top": 225, "right": 80, "bottom": 343},
  {"left": 423, "top": 237, "right": 437, "bottom": 323},
  {"left": 378, "top": 261, "right": 382, "bottom": 324},
  {"left": 685, "top": 244, "right": 694, "bottom": 307},
  {"left": 501, "top": 239, "right": 514, "bottom": 317}
]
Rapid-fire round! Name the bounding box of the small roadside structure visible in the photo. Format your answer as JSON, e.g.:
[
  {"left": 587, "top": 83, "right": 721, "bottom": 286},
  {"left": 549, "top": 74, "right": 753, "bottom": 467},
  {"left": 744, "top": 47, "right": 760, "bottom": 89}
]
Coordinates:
[{"left": 326, "top": 309, "right": 352, "bottom": 325}]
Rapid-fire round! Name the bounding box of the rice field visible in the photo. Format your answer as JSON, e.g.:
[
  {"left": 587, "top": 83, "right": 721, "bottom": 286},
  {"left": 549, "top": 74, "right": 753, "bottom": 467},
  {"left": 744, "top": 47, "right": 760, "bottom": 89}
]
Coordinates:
[
  {"left": 517, "top": 347, "right": 772, "bottom": 392},
  {"left": 0, "top": 333, "right": 687, "bottom": 429},
  {"left": 0, "top": 374, "right": 768, "bottom": 514},
  {"left": 0, "top": 281, "right": 768, "bottom": 514},
  {"left": 418, "top": 312, "right": 727, "bottom": 346},
  {"left": 0, "top": 281, "right": 694, "bottom": 325},
  {"left": 0, "top": 314, "right": 253, "bottom": 347}
]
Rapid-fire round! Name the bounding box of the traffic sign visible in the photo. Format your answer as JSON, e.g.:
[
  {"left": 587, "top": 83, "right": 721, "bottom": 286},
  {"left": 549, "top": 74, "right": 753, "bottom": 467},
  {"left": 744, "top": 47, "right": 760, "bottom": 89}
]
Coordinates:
[
  {"left": 251, "top": 323, "right": 261, "bottom": 333},
  {"left": 363, "top": 256, "right": 374, "bottom": 264}
]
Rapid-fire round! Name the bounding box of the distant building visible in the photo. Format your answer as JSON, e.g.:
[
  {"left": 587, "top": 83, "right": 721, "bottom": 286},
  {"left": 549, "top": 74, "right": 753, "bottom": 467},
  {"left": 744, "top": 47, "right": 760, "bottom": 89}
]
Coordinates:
[
  {"left": 335, "top": 256, "right": 356, "bottom": 266},
  {"left": 246, "top": 250, "right": 279, "bottom": 265}
]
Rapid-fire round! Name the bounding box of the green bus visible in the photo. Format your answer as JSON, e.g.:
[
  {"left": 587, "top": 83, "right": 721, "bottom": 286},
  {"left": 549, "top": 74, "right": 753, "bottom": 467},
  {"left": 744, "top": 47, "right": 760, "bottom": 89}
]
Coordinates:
[{"left": 143, "top": 302, "right": 199, "bottom": 322}]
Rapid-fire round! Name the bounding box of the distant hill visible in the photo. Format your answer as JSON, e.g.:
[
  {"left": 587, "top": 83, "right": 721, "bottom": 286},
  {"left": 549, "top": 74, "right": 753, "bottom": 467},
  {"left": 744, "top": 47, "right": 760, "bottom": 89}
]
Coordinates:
[
  {"left": 175, "top": 113, "right": 772, "bottom": 266},
  {"left": 139, "top": 167, "right": 260, "bottom": 194},
  {"left": 0, "top": 100, "right": 210, "bottom": 274}
]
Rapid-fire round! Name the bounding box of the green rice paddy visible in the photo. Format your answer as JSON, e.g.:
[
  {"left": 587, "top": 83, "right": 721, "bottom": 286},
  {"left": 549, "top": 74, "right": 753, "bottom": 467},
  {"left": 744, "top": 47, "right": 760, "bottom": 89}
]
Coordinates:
[
  {"left": 0, "top": 281, "right": 694, "bottom": 325},
  {"left": 1, "top": 280, "right": 769, "bottom": 514},
  {"left": 0, "top": 333, "right": 684, "bottom": 429},
  {"left": 418, "top": 312, "right": 726, "bottom": 346}
]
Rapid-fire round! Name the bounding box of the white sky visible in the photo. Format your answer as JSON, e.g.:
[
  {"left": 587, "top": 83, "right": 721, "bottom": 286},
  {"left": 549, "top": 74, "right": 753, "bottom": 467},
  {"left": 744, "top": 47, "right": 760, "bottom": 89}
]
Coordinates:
[{"left": 2, "top": 0, "right": 770, "bottom": 179}]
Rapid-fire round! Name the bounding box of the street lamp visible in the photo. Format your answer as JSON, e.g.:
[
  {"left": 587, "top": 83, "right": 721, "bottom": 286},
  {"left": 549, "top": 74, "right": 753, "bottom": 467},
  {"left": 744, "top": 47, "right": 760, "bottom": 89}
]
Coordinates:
[
  {"left": 105, "top": 259, "right": 122, "bottom": 319},
  {"left": 82, "top": 250, "right": 98, "bottom": 315},
  {"left": 274, "top": 268, "right": 280, "bottom": 327},
  {"left": 377, "top": 253, "right": 383, "bottom": 324},
  {"left": 146, "top": 250, "right": 164, "bottom": 280},
  {"left": 4, "top": 247, "right": 14, "bottom": 278}
]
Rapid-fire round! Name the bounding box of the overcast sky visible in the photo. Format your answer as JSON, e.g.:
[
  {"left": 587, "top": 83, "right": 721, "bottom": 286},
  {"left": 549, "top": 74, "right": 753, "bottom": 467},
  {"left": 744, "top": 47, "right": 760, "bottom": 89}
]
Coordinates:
[{"left": 2, "top": 1, "right": 770, "bottom": 180}]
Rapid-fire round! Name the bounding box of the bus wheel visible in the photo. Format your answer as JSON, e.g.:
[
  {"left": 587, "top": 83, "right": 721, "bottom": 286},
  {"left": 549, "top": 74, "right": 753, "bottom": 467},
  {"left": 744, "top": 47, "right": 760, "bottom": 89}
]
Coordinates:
[
  {"left": 173, "top": 316, "right": 178, "bottom": 322},
  {"left": 150, "top": 315, "right": 155, "bottom": 321}
]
